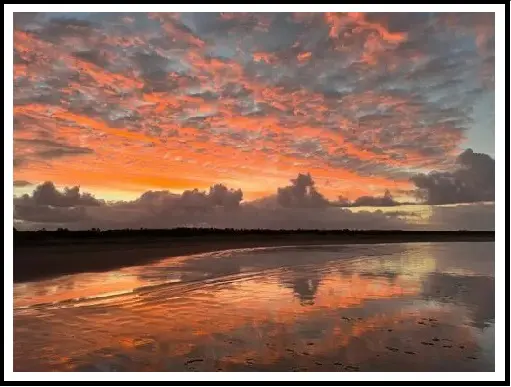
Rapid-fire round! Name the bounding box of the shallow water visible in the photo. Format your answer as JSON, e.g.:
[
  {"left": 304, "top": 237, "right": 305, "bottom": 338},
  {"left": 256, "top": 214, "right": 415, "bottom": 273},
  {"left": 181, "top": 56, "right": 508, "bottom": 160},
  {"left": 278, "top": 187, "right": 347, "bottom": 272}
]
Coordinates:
[{"left": 14, "top": 242, "right": 495, "bottom": 372}]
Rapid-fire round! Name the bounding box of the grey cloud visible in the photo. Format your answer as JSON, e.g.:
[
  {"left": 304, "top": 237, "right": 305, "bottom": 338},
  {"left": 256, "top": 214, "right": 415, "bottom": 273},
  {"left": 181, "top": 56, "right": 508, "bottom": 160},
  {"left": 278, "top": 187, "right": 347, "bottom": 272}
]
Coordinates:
[
  {"left": 406, "top": 56, "right": 461, "bottom": 81},
  {"left": 13, "top": 180, "right": 33, "bottom": 187},
  {"left": 428, "top": 202, "right": 495, "bottom": 231},
  {"left": 14, "top": 204, "right": 88, "bottom": 224},
  {"left": 292, "top": 138, "right": 325, "bottom": 156},
  {"left": 131, "top": 52, "right": 175, "bottom": 92},
  {"left": 336, "top": 195, "right": 351, "bottom": 207},
  {"left": 14, "top": 138, "right": 94, "bottom": 161},
  {"left": 13, "top": 12, "right": 40, "bottom": 28},
  {"left": 14, "top": 181, "right": 102, "bottom": 208},
  {"left": 73, "top": 50, "right": 110, "bottom": 68},
  {"left": 351, "top": 189, "right": 399, "bottom": 207},
  {"left": 37, "top": 147, "right": 93, "bottom": 159},
  {"left": 12, "top": 176, "right": 411, "bottom": 230},
  {"left": 277, "top": 173, "right": 329, "bottom": 208},
  {"left": 411, "top": 149, "right": 494, "bottom": 205},
  {"left": 12, "top": 173, "right": 495, "bottom": 231},
  {"left": 125, "top": 183, "right": 243, "bottom": 216},
  {"left": 13, "top": 182, "right": 103, "bottom": 225},
  {"left": 27, "top": 16, "right": 97, "bottom": 44}
]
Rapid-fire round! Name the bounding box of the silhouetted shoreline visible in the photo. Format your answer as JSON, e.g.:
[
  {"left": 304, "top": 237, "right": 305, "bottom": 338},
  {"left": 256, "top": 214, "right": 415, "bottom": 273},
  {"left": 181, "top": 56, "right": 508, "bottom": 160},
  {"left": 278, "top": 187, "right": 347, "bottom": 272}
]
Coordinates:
[{"left": 13, "top": 229, "right": 494, "bottom": 283}]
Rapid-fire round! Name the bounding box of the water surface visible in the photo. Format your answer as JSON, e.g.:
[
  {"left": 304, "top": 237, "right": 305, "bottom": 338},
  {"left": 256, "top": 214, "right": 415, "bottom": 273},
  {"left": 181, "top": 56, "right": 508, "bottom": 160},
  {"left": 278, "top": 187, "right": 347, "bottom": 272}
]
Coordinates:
[{"left": 14, "top": 242, "right": 495, "bottom": 372}]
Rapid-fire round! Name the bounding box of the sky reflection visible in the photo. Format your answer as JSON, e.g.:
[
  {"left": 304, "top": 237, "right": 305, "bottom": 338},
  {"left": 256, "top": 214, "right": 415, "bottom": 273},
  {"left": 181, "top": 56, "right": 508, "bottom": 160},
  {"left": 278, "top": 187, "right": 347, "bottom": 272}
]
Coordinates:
[{"left": 14, "top": 242, "right": 494, "bottom": 372}]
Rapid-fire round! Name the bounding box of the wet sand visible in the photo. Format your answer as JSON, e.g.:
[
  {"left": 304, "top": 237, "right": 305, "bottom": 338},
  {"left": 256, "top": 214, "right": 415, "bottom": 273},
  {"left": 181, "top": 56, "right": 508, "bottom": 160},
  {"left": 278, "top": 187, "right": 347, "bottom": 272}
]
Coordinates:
[
  {"left": 14, "top": 233, "right": 493, "bottom": 283},
  {"left": 13, "top": 243, "right": 495, "bottom": 372}
]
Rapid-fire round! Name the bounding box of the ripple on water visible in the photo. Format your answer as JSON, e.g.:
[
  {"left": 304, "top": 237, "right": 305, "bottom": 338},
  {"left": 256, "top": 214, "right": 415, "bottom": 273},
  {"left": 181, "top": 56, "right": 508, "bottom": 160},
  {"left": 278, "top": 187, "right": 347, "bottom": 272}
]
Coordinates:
[{"left": 14, "top": 243, "right": 495, "bottom": 372}]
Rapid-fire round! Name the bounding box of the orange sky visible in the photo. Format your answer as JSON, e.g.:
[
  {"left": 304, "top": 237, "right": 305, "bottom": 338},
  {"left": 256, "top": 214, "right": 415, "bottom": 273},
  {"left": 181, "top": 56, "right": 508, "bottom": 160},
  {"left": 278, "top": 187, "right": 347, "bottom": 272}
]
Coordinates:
[{"left": 13, "top": 12, "right": 494, "bottom": 203}]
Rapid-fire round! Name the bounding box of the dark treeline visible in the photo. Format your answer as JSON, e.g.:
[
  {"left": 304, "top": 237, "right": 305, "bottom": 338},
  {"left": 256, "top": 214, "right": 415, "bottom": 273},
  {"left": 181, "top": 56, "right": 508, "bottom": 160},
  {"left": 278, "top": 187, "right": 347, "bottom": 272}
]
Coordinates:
[{"left": 14, "top": 227, "right": 494, "bottom": 245}]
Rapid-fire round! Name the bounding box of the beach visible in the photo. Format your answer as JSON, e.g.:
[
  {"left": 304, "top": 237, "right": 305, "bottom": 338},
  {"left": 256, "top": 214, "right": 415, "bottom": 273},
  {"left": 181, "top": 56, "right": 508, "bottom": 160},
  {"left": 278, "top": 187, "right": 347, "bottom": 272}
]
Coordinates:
[
  {"left": 13, "top": 232, "right": 494, "bottom": 283},
  {"left": 13, "top": 242, "right": 495, "bottom": 372}
]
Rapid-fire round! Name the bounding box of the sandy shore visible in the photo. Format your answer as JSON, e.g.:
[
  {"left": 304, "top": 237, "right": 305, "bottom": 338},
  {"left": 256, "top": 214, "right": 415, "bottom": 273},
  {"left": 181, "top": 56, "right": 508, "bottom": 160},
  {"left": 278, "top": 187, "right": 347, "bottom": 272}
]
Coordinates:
[{"left": 13, "top": 233, "right": 494, "bottom": 283}]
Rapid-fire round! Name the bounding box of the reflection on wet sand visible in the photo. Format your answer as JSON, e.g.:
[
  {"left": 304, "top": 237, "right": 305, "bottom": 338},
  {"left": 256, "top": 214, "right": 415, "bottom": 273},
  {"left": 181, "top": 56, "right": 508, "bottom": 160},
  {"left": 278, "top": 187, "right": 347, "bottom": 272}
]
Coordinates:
[{"left": 14, "top": 242, "right": 494, "bottom": 372}]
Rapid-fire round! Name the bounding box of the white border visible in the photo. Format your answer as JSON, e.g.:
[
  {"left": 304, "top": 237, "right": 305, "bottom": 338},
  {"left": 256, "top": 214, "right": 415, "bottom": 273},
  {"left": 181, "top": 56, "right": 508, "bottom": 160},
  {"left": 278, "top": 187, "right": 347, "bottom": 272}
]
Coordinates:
[{"left": 5, "top": 3, "right": 506, "bottom": 383}]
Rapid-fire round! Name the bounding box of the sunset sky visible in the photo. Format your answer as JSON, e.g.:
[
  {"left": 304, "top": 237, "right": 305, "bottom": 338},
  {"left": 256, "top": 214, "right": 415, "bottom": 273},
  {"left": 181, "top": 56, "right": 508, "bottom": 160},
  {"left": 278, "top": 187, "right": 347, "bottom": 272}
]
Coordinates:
[{"left": 12, "top": 12, "right": 496, "bottom": 230}]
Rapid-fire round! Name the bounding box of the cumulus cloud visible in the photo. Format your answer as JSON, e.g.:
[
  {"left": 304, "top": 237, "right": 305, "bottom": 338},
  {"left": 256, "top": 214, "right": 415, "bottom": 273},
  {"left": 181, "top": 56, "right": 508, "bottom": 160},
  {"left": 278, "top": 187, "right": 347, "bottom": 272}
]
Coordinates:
[
  {"left": 13, "top": 176, "right": 413, "bottom": 230},
  {"left": 15, "top": 181, "right": 102, "bottom": 208},
  {"left": 411, "top": 149, "right": 495, "bottom": 205},
  {"left": 133, "top": 184, "right": 243, "bottom": 213},
  {"left": 12, "top": 172, "right": 494, "bottom": 232},
  {"left": 13, "top": 182, "right": 102, "bottom": 225},
  {"left": 276, "top": 173, "right": 329, "bottom": 208}
]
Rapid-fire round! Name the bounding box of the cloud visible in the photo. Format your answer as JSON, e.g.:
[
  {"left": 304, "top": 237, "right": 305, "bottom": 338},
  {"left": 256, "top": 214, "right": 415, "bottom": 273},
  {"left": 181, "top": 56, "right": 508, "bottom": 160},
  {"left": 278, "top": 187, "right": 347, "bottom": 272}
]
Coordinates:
[
  {"left": 13, "top": 176, "right": 410, "bottom": 230},
  {"left": 427, "top": 202, "right": 495, "bottom": 231},
  {"left": 276, "top": 173, "right": 329, "bottom": 208},
  {"left": 349, "top": 189, "right": 399, "bottom": 207},
  {"left": 411, "top": 149, "right": 494, "bottom": 204},
  {"left": 14, "top": 204, "right": 87, "bottom": 224},
  {"left": 14, "top": 181, "right": 102, "bottom": 208},
  {"left": 13, "top": 12, "right": 494, "bottom": 202},
  {"left": 13, "top": 138, "right": 94, "bottom": 168},
  {"left": 13, "top": 180, "right": 32, "bottom": 187},
  {"left": 13, "top": 172, "right": 495, "bottom": 231},
  {"left": 13, "top": 182, "right": 104, "bottom": 226}
]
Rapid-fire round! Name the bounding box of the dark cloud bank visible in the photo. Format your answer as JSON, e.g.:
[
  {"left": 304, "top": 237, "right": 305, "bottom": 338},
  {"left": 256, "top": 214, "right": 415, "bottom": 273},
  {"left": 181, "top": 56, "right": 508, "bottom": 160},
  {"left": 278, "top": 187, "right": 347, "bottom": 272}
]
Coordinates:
[
  {"left": 411, "top": 149, "right": 495, "bottom": 205},
  {"left": 13, "top": 149, "right": 494, "bottom": 231}
]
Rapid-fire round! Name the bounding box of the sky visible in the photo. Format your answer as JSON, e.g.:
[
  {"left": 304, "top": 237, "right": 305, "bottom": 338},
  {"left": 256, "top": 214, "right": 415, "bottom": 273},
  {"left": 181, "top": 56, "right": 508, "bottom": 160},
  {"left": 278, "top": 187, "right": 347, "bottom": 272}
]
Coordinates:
[{"left": 12, "top": 12, "right": 496, "bottom": 231}]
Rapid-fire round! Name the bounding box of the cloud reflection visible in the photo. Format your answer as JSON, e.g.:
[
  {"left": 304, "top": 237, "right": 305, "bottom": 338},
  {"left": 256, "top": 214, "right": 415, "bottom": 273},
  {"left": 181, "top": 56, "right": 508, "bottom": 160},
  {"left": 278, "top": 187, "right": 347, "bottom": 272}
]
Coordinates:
[{"left": 14, "top": 242, "right": 494, "bottom": 371}]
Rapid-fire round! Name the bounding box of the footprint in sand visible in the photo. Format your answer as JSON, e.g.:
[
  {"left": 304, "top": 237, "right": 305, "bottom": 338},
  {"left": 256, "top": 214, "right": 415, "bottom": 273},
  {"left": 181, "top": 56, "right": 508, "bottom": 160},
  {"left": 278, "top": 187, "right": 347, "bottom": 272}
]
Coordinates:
[
  {"left": 421, "top": 341, "right": 434, "bottom": 346},
  {"left": 345, "top": 365, "right": 360, "bottom": 371},
  {"left": 404, "top": 351, "right": 416, "bottom": 355},
  {"left": 385, "top": 346, "right": 399, "bottom": 352}
]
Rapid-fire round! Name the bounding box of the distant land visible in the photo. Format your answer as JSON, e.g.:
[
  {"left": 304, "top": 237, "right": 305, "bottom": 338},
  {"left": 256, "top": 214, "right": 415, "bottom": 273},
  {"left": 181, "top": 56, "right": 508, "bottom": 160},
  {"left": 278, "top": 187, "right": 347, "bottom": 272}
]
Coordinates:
[{"left": 13, "top": 228, "right": 494, "bottom": 283}]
